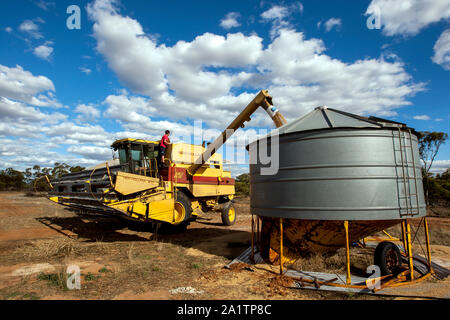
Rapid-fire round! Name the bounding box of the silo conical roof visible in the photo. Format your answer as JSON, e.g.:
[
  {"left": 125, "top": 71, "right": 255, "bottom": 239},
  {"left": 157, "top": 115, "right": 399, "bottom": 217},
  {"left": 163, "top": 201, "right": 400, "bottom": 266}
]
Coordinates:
[
  {"left": 275, "top": 106, "right": 384, "bottom": 135},
  {"left": 249, "top": 106, "right": 410, "bottom": 147}
]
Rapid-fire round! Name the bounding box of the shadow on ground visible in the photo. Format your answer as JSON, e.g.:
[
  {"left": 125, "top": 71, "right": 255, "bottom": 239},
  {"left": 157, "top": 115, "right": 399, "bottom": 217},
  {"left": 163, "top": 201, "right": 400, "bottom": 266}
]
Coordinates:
[
  {"left": 35, "top": 215, "right": 149, "bottom": 242},
  {"left": 35, "top": 212, "right": 251, "bottom": 260}
]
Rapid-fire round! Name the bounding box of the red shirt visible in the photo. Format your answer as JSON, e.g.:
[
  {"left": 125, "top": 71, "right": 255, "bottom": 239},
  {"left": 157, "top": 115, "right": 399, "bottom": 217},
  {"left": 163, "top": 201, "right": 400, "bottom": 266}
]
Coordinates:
[{"left": 160, "top": 134, "right": 169, "bottom": 148}]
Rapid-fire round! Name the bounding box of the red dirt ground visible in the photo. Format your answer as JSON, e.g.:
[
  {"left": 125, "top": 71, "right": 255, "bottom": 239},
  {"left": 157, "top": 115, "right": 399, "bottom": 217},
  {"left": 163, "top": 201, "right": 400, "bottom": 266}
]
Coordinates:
[{"left": 0, "top": 192, "right": 448, "bottom": 300}]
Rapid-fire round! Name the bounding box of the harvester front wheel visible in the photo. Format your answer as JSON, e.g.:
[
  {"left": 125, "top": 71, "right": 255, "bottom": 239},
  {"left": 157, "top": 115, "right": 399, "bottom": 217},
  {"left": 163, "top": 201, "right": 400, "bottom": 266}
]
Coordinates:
[
  {"left": 163, "top": 191, "right": 192, "bottom": 233},
  {"left": 374, "top": 241, "right": 402, "bottom": 275},
  {"left": 221, "top": 202, "right": 236, "bottom": 226}
]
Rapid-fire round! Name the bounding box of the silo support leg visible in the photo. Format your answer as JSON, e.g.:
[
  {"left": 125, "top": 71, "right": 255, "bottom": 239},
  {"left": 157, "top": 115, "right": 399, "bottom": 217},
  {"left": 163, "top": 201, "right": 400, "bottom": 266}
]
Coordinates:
[
  {"left": 401, "top": 220, "right": 408, "bottom": 254},
  {"left": 251, "top": 214, "right": 255, "bottom": 263},
  {"left": 280, "top": 218, "right": 284, "bottom": 275},
  {"left": 257, "top": 216, "right": 260, "bottom": 246},
  {"left": 406, "top": 220, "right": 414, "bottom": 280},
  {"left": 424, "top": 217, "right": 432, "bottom": 273},
  {"left": 344, "top": 220, "right": 351, "bottom": 285}
]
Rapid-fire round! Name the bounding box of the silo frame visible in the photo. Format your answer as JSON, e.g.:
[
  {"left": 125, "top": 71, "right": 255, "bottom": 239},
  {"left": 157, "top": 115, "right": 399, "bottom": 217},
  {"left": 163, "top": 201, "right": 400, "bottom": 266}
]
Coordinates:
[
  {"left": 248, "top": 214, "right": 434, "bottom": 291},
  {"left": 246, "top": 107, "right": 434, "bottom": 292}
]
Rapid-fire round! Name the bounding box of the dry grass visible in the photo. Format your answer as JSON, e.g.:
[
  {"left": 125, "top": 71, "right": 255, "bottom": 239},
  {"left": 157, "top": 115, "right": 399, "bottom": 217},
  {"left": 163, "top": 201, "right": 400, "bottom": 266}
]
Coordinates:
[
  {"left": 127, "top": 243, "right": 135, "bottom": 264},
  {"left": 24, "top": 191, "right": 47, "bottom": 198},
  {"left": 428, "top": 205, "right": 450, "bottom": 218},
  {"left": 14, "top": 237, "right": 121, "bottom": 261},
  {"left": 429, "top": 228, "right": 450, "bottom": 246},
  {"left": 385, "top": 222, "right": 450, "bottom": 247},
  {"left": 292, "top": 250, "right": 346, "bottom": 274},
  {"left": 15, "top": 238, "right": 80, "bottom": 259},
  {"left": 291, "top": 247, "right": 374, "bottom": 276}
]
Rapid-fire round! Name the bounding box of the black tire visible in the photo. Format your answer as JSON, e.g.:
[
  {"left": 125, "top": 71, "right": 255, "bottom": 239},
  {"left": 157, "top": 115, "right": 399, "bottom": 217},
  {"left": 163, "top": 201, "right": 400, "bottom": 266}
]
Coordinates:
[
  {"left": 221, "top": 202, "right": 236, "bottom": 226},
  {"left": 374, "top": 241, "right": 403, "bottom": 275},
  {"left": 174, "top": 191, "right": 192, "bottom": 222},
  {"left": 159, "top": 191, "right": 192, "bottom": 233}
]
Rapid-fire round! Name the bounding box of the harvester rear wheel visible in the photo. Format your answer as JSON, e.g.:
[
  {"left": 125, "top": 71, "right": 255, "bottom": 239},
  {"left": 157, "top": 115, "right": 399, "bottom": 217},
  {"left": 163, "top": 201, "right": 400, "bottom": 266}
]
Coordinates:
[
  {"left": 221, "top": 202, "right": 236, "bottom": 226},
  {"left": 374, "top": 241, "right": 402, "bottom": 275}
]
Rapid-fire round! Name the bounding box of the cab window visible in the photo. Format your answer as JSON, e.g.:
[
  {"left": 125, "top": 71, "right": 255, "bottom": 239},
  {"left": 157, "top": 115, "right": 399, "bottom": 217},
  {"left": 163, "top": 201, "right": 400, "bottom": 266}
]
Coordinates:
[{"left": 118, "top": 149, "right": 127, "bottom": 165}]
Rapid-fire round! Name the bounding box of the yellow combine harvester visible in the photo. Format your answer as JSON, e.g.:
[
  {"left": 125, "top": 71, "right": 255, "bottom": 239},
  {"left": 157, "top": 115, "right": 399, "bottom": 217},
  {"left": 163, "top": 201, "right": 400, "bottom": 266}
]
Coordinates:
[{"left": 48, "top": 90, "right": 286, "bottom": 231}]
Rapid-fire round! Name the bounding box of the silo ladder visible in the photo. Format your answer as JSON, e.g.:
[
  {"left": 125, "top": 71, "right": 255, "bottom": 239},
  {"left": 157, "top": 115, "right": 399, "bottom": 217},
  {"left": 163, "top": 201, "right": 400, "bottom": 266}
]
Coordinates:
[{"left": 395, "top": 128, "right": 420, "bottom": 217}]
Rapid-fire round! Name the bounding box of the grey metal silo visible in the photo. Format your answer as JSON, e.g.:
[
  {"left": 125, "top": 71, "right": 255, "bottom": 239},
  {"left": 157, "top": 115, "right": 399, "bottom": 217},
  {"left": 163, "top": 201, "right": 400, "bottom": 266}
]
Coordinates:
[{"left": 249, "top": 107, "right": 426, "bottom": 222}]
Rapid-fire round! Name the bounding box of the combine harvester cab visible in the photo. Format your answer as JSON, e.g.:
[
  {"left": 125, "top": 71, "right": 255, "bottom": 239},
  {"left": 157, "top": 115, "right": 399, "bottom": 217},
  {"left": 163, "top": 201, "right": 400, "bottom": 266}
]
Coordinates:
[{"left": 48, "top": 90, "right": 286, "bottom": 231}]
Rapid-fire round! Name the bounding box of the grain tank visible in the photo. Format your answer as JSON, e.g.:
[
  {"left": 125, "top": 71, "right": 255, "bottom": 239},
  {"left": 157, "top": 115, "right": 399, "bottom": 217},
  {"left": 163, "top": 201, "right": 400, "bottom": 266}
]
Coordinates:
[{"left": 248, "top": 107, "right": 426, "bottom": 263}]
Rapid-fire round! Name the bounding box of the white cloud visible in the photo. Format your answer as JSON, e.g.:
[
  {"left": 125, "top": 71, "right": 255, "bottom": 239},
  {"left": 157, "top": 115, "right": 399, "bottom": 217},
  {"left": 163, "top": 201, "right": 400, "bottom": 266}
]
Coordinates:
[
  {"left": 86, "top": 0, "right": 424, "bottom": 133},
  {"left": 5, "top": 27, "right": 12, "bottom": 33},
  {"left": 67, "top": 145, "right": 112, "bottom": 161},
  {"left": 75, "top": 104, "right": 100, "bottom": 117},
  {"left": 260, "top": 4, "right": 303, "bottom": 39},
  {"left": 42, "top": 122, "right": 111, "bottom": 145},
  {"left": 0, "top": 64, "right": 60, "bottom": 107},
  {"left": 0, "top": 97, "right": 47, "bottom": 121},
  {"left": 435, "top": 118, "right": 444, "bottom": 122},
  {"left": 429, "top": 159, "right": 450, "bottom": 174},
  {"left": 366, "top": 0, "right": 450, "bottom": 36},
  {"left": 75, "top": 104, "right": 100, "bottom": 122},
  {"left": 103, "top": 93, "right": 196, "bottom": 141},
  {"left": 0, "top": 95, "right": 67, "bottom": 139},
  {"left": 0, "top": 64, "right": 110, "bottom": 170},
  {"left": 103, "top": 93, "right": 156, "bottom": 123},
  {"left": 19, "top": 19, "right": 39, "bottom": 32},
  {"left": 220, "top": 12, "right": 241, "bottom": 29},
  {"left": 324, "top": 18, "right": 342, "bottom": 32},
  {"left": 432, "top": 29, "right": 450, "bottom": 70},
  {"left": 295, "top": 2, "right": 304, "bottom": 14},
  {"left": 35, "top": 0, "right": 55, "bottom": 11},
  {"left": 33, "top": 42, "right": 54, "bottom": 61},
  {"left": 19, "top": 19, "right": 43, "bottom": 39},
  {"left": 223, "top": 164, "right": 249, "bottom": 178},
  {"left": 261, "top": 5, "right": 290, "bottom": 20},
  {"left": 0, "top": 137, "right": 102, "bottom": 170},
  {"left": 79, "top": 67, "right": 92, "bottom": 75},
  {"left": 413, "top": 115, "right": 431, "bottom": 120}
]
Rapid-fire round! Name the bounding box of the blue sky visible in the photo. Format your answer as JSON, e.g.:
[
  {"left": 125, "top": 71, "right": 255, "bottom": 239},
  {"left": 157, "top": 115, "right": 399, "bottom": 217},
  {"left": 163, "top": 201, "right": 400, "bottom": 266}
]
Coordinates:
[{"left": 0, "top": 0, "right": 449, "bottom": 175}]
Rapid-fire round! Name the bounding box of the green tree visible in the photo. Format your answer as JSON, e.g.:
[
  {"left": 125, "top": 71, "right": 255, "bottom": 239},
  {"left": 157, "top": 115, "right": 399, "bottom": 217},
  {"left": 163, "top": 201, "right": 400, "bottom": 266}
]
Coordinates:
[
  {"left": 0, "top": 168, "right": 26, "bottom": 190},
  {"left": 69, "top": 166, "right": 85, "bottom": 173},
  {"left": 418, "top": 131, "right": 449, "bottom": 205},
  {"left": 429, "top": 168, "right": 450, "bottom": 205},
  {"left": 418, "top": 131, "right": 448, "bottom": 174},
  {"left": 51, "top": 162, "right": 70, "bottom": 179},
  {"left": 0, "top": 163, "right": 86, "bottom": 192},
  {"left": 235, "top": 173, "right": 250, "bottom": 196},
  {"left": 29, "top": 165, "right": 51, "bottom": 191}
]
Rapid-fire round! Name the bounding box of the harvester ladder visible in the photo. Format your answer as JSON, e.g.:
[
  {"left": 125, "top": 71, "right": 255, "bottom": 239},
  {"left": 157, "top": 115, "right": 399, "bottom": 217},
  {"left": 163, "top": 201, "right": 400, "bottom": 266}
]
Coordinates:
[
  {"left": 142, "top": 157, "right": 159, "bottom": 178},
  {"left": 150, "top": 158, "right": 158, "bottom": 178},
  {"left": 395, "top": 128, "right": 419, "bottom": 217}
]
